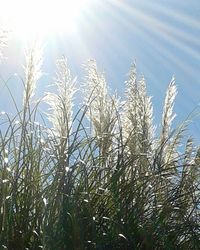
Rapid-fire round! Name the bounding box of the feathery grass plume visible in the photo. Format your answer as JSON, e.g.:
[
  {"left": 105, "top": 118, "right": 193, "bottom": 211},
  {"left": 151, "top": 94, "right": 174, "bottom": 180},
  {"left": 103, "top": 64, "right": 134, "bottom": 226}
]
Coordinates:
[
  {"left": 83, "top": 59, "right": 118, "bottom": 158},
  {"left": 154, "top": 77, "right": 178, "bottom": 167},
  {"left": 123, "top": 63, "right": 139, "bottom": 153},
  {"left": 161, "top": 76, "right": 177, "bottom": 145},
  {"left": 123, "top": 64, "right": 154, "bottom": 156},
  {"left": 137, "top": 75, "right": 155, "bottom": 154},
  {"left": 23, "top": 44, "right": 42, "bottom": 110},
  {"left": 45, "top": 57, "right": 76, "bottom": 139}
]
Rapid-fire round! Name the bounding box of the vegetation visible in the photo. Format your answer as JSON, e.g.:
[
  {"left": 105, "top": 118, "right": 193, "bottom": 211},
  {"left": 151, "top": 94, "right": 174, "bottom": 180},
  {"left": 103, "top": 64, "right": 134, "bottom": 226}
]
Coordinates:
[{"left": 0, "top": 43, "right": 200, "bottom": 249}]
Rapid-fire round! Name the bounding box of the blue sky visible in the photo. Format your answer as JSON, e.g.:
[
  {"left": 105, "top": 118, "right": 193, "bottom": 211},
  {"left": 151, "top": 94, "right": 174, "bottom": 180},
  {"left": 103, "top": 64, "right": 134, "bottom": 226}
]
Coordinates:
[{"left": 0, "top": 0, "right": 200, "bottom": 140}]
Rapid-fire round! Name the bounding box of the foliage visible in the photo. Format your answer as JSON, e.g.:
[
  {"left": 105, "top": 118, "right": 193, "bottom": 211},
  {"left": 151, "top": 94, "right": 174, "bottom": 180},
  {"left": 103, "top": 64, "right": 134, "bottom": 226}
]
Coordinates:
[{"left": 0, "top": 45, "right": 200, "bottom": 250}]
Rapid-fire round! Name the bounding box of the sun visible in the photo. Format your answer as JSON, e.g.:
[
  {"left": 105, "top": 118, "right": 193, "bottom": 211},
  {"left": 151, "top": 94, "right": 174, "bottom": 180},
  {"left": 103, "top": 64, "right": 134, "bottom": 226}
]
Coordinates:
[{"left": 0, "top": 0, "right": 90, "bottom": 41}]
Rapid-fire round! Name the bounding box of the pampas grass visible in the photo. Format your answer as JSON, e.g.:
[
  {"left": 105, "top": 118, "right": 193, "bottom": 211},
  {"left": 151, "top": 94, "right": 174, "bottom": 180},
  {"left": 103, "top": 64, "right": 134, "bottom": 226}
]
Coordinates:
[
  {"left": 45, "top": 57, "right": 76, "bottom": 138},
  {"left": 23, "top": 45, "right": 42, "bottom": 110},
  {"left": 83, "top": 59, "right": 119, "bottom": 164},
  {"left": 0, "top": 45, "right": 200, "bottom": 249}
]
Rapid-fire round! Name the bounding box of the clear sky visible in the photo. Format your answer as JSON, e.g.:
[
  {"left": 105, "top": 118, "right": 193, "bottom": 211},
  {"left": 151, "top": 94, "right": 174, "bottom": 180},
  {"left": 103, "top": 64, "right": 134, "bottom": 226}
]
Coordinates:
[{"left": 0, "top": 0, "right": 200, "bottom": 140}]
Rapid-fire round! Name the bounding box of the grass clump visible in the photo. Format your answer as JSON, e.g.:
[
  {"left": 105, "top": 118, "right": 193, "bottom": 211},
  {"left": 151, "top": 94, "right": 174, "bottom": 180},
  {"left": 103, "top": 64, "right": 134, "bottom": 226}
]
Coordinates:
[{"left": 0, "top": 44, "right": 200, "bottom": 250}]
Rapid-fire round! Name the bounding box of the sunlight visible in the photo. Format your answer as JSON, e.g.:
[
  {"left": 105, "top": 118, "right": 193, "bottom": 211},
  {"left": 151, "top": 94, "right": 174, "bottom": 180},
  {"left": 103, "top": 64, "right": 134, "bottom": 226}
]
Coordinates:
[{"left": 0, "top": 0, "right": 91, "bottom": 41}]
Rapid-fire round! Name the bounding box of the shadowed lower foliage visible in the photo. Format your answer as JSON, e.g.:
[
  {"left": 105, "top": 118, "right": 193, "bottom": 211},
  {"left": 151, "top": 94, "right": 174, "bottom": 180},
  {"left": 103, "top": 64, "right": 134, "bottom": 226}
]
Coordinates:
[{"left": 0, "top": 46, "right": 200, "bottom": 250}]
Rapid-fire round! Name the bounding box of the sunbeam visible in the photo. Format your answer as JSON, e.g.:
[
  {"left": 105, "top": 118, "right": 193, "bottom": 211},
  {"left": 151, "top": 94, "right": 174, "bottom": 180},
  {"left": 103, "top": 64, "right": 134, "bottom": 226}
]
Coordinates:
[{"left": 0, "top": 0, "right": 92, "bottom": 41}]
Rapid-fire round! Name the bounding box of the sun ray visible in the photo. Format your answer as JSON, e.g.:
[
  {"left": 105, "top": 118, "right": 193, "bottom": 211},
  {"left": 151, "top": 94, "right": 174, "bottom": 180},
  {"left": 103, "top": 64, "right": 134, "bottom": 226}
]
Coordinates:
[
  {"left": 108, "top": 1, "right": 200, "bottom": 77},
  {"left": 0, "top": 0, "right": 91, "bottom": 41}
]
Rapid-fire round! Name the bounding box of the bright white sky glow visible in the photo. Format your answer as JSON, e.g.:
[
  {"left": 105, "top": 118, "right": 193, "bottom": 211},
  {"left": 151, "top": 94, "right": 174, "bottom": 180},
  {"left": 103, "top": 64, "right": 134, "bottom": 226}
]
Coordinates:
[{"left": 0, "top": 0, "right": 90, "bottom": 40}]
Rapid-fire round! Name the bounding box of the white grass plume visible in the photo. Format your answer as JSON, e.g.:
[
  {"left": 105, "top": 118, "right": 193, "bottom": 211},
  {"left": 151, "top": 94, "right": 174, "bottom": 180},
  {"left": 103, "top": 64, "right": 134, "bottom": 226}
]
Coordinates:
[
  {"left": 161, "top": 76, "right": 177, "bottom": 143},
  {"left": 45, "top": 57, "right": 76, "bottom": 139},
  {"left": 123, "top": 64, "right": 154, "bottom": 156},
  {"left": 23, "top": 44, "right": 42, "bottom": 108},
  {"left": 83, "top": 59, "right": 108, "bottom": 120},
  {"left": 157, "top": 76, "right": 178, "bottom": 165},
  {"left": 138, "top": 76, "right": 155, "bottom": 152},
  {"left": 83, "top": 59, "right": 118, "bottom": 154},
  {"left": 123, "top": 63, "right": 138, "bottom": 145}
]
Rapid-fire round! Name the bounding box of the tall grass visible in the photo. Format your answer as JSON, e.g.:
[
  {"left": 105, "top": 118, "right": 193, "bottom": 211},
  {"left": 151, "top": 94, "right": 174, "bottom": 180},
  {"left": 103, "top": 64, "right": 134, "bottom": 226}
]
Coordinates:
[{"left": 0, "top": 44, "right": 200, "bottom": 249}]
